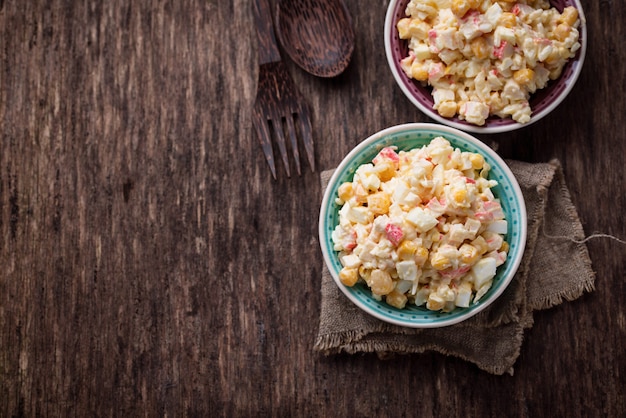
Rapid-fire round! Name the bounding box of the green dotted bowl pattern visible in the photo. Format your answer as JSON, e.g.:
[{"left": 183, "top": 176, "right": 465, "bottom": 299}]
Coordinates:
[{"left": 319, "top": 123, "right": 527, "bottom": 328}]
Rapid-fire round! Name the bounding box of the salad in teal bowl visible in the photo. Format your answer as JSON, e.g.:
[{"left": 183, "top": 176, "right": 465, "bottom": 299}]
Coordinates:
[{"left": 319, "top": 123, "right": 527, "bottom": 328}]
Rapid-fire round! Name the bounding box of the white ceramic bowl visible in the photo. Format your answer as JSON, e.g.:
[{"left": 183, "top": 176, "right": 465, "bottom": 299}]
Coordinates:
[
  {"left": 384, "top": 0, "right": 587, "bottom": 134},
  {"left": 319, "top": 123, "right": 527, "bottom": 327}
]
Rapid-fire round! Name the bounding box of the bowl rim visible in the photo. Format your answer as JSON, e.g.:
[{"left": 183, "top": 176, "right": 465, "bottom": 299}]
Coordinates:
[
  {"left": 383, "top": 0, "right": 588, "bottom": 134},
  {"left": 318, "top": 123, "right": 528, "bottom": 328}
]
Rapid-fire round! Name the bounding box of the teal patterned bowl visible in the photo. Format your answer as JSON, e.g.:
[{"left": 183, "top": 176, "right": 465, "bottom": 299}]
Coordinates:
[{"left": 318, "top": 123, "right": 527, "bottom": 328}]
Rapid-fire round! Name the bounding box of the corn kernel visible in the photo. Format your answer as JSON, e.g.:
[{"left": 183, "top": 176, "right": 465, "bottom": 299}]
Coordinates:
[
  {"left": 471, "top": 235, "right": 489, "bottom": 255},
  {"left": 426, "top": 293, "right": 445, "bottom": 311},
  {"left": 411, "top": 62, "right": 429, "bottom": 81},
  {"left": 553, "top": 23, "right": 571, "bottom": 42},
  {"left": 337, "top": 182, "right": 353, "bottom": 202},
  {"left": 470, "top": 37, "right": 490, "bottom": 60},
  {"left": 369, "top": 269, "right": 394, "bottom": 296},
  {"left": 339, "top": 267, "right": 359, "bottom": 287},
  {"left": 548, "top": 65, "right": 563, "bottom": 80},
  {"left": 459, "top": 243, "right": 479, "bottom": 265},
  {"left": 386, "top": 290, "right": 408, "bottom": 309},
  {"left": 430, "top": 253, "right": 451, "bottom": 270},
  {"left": 396, "top": 18, "right": 412, "bottom": 39},
  {"left": 430, "top": 229, "right": 442, "bottom": 243},
  {"left": 497, "top": 0, "right": 516, "bottom": 12},
  {"left": 375, "top": 161, "right": 396, "bottom": 182},
  {"left": 559, "top": 6, "right": 579, "bottom": 26},
  {"left": 397, "top": 17, "right": 431, "bottom": 40},
  {"left": 367, "top": 192, "right": 391, "bottom": 215},
  {"left": 414, "top": 246, "right": 429, "bottom": 266},
  {"left": 488, "top": 92, "right": 504, "bottom": 113},
  {"left": 469, "top": 153, "right": 484, "bottom": 170},
  {"left": 359, "top": 265, "right": 371, "bottom": 281},
  {"left": 407, "top": 19, "right": 431, "bottom": 40},
  {"left": 500, "top": 241, "right": 509, "bottom": 253},
  {"left": 354, "top": 183, "right": 369, "bottom": 204},
  {"left": 545, "top": 47, "right": 564, "bottom": 65},
  {"left": 397, "top": 240, "right": 418, "bottom": 260},
  {"left": 498, "top": 12, "right": 516, "bottom": 28},
  {"left": 513, "top": 68, "right": 535, "bottom": 87},
  {"left": 453, "top": 189, "right": 467, "bottom": 204},
  {"left": 451, "top": 0, "right": 471, "bottom": 17},
  {"left": 438, "top": 101, "right": 458, "bottom": 118}
]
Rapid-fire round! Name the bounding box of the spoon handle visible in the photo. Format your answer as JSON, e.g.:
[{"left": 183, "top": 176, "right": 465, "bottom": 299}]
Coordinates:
[{"left": 253, "top": 0, "right": 282, "bottom": 65}]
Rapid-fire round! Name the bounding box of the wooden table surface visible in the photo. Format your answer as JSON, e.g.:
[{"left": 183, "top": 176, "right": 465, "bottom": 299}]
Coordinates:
[{"left": 1, "top": 0, "right": 625, "bottom": 416}]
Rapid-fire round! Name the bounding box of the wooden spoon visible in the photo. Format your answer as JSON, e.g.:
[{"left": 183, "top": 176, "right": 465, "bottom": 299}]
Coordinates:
[{"left": 275, "top": 0, "right": 355, "bottom": 78}]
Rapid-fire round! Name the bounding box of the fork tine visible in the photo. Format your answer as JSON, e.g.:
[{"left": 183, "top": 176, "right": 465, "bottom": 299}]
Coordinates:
[
  {"left": 271, "top": 116, "right": 291, "bottom": 178},
  {"left": 285, "top": 114, "right": 301, "bottom": 176},
  {"left": 297, "top": 107, "right": 315, "bottom": 173},
  {"left": 253, "top": 0, "right": 315, "bottom": 179},
  {"left": 253, "top": 111, "right": 277, "bottom": 180}
]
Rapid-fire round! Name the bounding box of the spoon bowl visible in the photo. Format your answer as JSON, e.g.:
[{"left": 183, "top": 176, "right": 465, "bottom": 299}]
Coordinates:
[{"left": 276, "top": 0, "right": 355, "bottom": 78}]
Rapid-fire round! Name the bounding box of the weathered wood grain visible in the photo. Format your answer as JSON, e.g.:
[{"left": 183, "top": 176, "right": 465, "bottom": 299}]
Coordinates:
[{"left": 1, "top": 0, "right": 625, "bottom": 416}]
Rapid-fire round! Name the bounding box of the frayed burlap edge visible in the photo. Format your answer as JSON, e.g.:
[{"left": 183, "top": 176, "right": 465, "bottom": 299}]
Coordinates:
[
  {"left": 314, "top": 159, "right": 595, "bottom": 375},
  {"left": 526, "top": 159, "right": 596, "bottom": 311}
]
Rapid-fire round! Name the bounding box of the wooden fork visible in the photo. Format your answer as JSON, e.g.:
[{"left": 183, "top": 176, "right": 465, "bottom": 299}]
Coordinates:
[{"left": 252, "top": 0, "right": 315, "bottom": 179}]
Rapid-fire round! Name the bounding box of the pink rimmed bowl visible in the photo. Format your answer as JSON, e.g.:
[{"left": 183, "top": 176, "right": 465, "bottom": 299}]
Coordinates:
[{"left": 384, "top": 0, "right": 587, "bottom": 134}]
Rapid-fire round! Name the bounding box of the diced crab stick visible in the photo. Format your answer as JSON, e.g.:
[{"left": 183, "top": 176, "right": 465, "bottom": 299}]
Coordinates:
[
  {"left": 493, "top": 40, "right": 508, "bottom": 59},
  {"left": 428, "top": 62, "right": 445, "bottom": 82},
  {"left": 486, "top": 250, "right": 507, "bottom": 266},
  {"left": 474, "top": 210, "right": 494, "bottom": 222},
  {"left": 440, "top": 265, "right": 471, "bottom": 280},
  {"left": 344, "top": 230, "right": 357, "bottom": 250},
  {"left": 373, "top": 147, "right": 399, "bottom": 165},
  {"left": 475, "top": 200, "right": 504, "bottom": 222},
  {"left": 385, "top": 223, "right": 404, "bottom": 247},
  {"left": 533, "top": 37, "right": 552, "bottom": 46},
  {"left": 483, "top": 200, "right": 504, "bottom": 219},
  {"left": 466, "top": 10, "right": 480, "bottom": 23},
  {"left": 483, "top": 231, "right": 504, "bottom": 251},
  {"left": 426, "top": 197, "right": 446, "bottom": 214},
  {"left": 428, "top": 29, "right": 437, "bottom": 43}
]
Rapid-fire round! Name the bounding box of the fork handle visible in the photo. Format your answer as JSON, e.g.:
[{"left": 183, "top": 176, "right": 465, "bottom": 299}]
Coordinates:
[{"left": 253, "top": 0, "right": 282, "bottom": 65}]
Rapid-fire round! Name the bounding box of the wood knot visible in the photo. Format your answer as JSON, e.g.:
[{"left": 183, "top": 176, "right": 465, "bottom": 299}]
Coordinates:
[{"left": 122, "top": 179, "right": 134, "bottom": 203}]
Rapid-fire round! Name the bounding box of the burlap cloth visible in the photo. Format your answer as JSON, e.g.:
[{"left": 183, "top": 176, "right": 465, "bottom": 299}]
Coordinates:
[{"left": 314, "top": 159, "right": 595, "bottom": 375}]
